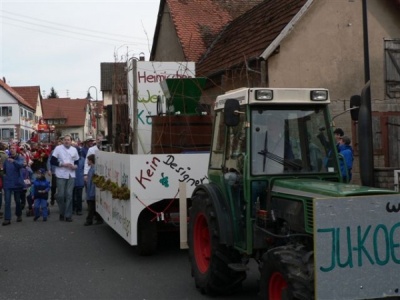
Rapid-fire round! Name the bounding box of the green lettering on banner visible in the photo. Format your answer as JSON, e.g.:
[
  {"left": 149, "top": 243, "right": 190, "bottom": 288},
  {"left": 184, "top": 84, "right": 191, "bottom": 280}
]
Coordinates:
[
  {"left": 138, "top": 90, "right": 158, "bottom": 103},
  {"left": 318, "top": 228, "right": 336, "bottom": 272},
  {"left": 318, "top": 222, "right": 400, "bottom": 273},
  {"left": 373, "top": 224, "right": 390, "bottom": 266},
  {"left": 353, "top": 225, "right": 374, "bottom": 267},
  {"left": 137, "top": 110, "right": 152, "bottom": 125},
  {"left": 336, "top": 227, "right": 353, "bottom": 269},
  {"left": 390, "top": 223, "right": 400, "bottom": 263}
]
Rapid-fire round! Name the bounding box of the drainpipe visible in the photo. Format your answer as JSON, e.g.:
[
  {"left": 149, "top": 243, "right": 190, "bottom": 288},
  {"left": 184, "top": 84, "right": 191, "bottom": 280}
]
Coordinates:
[
  {"left": 260, "top": 60, "right": 267, "bottom": 87},
  {"left": 358, "top": 0, "right": 374, "bottom": 187}
]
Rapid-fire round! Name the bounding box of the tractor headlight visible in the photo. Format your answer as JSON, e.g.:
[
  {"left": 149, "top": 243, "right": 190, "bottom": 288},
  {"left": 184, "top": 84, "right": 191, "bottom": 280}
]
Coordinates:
[
  {"left": 311, "top": 90, "right": 328, "bottom": 101},
  {"left": 255, "top": 89, "right": 273, "bottom": 101}
]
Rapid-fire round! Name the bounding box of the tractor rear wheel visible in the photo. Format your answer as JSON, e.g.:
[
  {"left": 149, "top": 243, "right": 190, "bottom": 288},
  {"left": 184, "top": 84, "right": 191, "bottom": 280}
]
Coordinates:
[
  {"left": 259, "top": 245, "right": 314, "bottom": 300},
  {"left": 188, "top": 190, "right": 246, "bottom": 295}
]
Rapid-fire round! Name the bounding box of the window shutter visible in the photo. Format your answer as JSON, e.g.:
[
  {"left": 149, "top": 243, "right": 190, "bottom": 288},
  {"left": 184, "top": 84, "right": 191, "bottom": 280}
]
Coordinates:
[{"left": 385, "top": 39, "right": 400, "bottom": 98}]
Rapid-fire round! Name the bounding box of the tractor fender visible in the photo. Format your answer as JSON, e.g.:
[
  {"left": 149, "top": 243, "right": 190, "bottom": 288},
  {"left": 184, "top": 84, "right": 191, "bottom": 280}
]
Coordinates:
[{"left": 192, "top": 183, "right": 234, "bottom": 246}]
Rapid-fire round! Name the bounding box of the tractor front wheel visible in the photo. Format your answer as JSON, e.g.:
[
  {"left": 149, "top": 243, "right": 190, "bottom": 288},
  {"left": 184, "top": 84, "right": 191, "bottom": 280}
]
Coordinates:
[
  {"left": 259, "top": 245, "right": 314, "bottom": 300},
  {"left": 188, "top": 190, "right": 246, "bottom": 295}
]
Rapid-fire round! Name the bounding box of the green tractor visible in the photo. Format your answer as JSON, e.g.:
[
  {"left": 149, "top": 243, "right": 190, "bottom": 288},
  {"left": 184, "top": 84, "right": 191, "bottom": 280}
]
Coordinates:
[{"left": 188, "top": 88, "right": 400, "bottom": 299}]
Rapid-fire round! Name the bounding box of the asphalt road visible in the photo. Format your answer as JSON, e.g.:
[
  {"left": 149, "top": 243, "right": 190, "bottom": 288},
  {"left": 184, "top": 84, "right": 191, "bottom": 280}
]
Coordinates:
[{"left": 0, "top": 202, "right": 260, "bottom": 300}]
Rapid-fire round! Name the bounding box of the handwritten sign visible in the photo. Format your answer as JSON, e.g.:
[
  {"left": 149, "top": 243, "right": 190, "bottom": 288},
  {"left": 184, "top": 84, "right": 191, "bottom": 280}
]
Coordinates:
[
  {"left": 95, "top": 151, "right": 209, "bottom": 245},
  {"left": 127, "top": 61, "right": 196, "bottom": 154},
  {"left": 315, "top": 194, "right": 400, "bottom": 299}
]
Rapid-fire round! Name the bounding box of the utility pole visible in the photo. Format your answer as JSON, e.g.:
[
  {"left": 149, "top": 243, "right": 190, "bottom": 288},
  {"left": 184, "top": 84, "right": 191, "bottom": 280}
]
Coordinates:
[{"left": 112, "top": 67, "right": 117, "bottom": 152}]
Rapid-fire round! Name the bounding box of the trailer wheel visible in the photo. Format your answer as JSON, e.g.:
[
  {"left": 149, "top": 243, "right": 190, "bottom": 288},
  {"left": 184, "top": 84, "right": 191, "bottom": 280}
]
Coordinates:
[
  {"left": 188, "top": 191, "right": 246, "bottom": 295},
  {"left": 259, "top": 245, "right": 314, "bottom": 300},
  {"left": 137, "top": 212, "right": 158, "bottom": 256}
]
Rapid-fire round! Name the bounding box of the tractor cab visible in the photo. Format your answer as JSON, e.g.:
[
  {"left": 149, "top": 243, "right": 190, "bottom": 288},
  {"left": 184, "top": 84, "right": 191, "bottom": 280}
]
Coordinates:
[
  {"left": 189, "top": 88, "right": 399, "bottom": 298},
  {"left": 210, "top": 88, "right": 344, "bottom": 252}
]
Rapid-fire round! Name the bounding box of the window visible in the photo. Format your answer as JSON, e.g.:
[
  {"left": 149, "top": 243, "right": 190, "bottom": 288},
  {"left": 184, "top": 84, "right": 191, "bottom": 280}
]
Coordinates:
[
  {"left": 250, "top": 106, "right": 330, "bottom": 175},
  {"left": 20, "top": 108, "right": 23, "bottom": 116},
  {"left": 0, "top": 106, "right": 12, "bottom": 117},
  {"left": 71, "top": 133, "right": 79, "bottom": 141},
  {"left": 60, "top": 119, "right": 66, "bottom": 124},
  {"left": 1, "top": 128, "right": 14, "bottom": 140},
  {"left": 385, "top": 39, "right": 400, "bottom": 98},
  {"left": 47, "top": 119, "right": 53, "bottom": 124},
  {"left": 28, "top": 112, "right": 33, "bottom": 120},
  {"left": 19, "top": 129, "right": 29, "bottom": 141}
]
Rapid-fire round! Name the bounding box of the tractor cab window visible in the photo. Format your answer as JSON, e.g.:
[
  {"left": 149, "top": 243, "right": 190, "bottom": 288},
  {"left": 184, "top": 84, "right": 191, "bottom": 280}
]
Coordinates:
[
  {"left": 210, "top": 112, "right": 225, "bottom": 170},
  {"left": 225, "top": 111, "right": 246, "bottom": 174},
  {"left": 250, "top": 107, "right": 334, "bottom": 175}
]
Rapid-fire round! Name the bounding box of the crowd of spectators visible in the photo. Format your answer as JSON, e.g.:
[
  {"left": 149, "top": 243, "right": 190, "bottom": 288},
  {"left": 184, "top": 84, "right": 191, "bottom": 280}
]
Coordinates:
[{"left": 0, "top": 135, "right": 100, "bottom": 225}]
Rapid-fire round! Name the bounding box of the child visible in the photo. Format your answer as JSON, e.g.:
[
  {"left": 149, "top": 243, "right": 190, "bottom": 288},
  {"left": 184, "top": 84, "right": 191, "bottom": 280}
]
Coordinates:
[
  {"left": 84, "top": 154, "right": 102, "bottom": 226},
  {"left": 31, "top": 168, "right": 50, "bottom": 221}
]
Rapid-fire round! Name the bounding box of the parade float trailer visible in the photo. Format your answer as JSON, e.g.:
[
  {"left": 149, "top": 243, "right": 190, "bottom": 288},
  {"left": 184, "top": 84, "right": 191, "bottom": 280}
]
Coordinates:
[{"left": 95, "top": 61, "right": 211, "bottom": 255}]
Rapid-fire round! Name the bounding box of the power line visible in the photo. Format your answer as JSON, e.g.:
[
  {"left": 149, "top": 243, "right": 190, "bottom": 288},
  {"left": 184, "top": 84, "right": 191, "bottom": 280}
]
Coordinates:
[
  {"left": 3, "top": 21, "right": 144, "bottom": 47},
  {"left": 2, "top": 15, "right": 140, "bottom": 44},
  {"left": 1, "top": 9, "right": 148, "bottom": 41}
]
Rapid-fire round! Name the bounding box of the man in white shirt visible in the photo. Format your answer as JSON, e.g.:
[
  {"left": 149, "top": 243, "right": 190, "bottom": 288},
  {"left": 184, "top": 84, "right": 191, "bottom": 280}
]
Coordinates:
[{"left": 50, "top": 134, "right": 79, "bottom": 222}]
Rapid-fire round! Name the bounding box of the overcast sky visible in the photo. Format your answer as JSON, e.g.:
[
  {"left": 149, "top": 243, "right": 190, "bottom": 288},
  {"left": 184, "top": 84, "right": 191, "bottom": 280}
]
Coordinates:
[{"left": 0, "top": 0, "right": 159, "bottom": 99}]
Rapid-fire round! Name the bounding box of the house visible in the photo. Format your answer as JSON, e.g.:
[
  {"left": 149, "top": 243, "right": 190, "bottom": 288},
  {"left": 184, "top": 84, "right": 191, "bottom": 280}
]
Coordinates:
[
  {"left": 150, "top": 0, "right": 400, "bottom": 187},
  {"left": 0, "top": 79, "right": 36, "bottom": 142},
  {"left": 41, "top": 98, "right": 92, "bottom": 143},
  {"left": 12, "top": 85, "right": 44, "bottom": 124}
]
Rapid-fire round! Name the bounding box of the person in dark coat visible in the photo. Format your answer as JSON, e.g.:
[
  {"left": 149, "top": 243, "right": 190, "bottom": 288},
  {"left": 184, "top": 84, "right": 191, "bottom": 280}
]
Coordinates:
[
  {"left": 84, "top": 154, "right": 102, "bottom": 226},
  {"left": 2, "top": 144, "right": 25, "bottom": 226},
  {"left": 72, "top": 147, "right": 85, "bottom": 215}
]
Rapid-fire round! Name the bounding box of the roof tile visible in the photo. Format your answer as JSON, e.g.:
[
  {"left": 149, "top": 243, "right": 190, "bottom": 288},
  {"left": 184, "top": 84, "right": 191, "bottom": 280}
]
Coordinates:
[
  {"left": 42, "top": 98, "right": 90, "bottom": 127},
  {"left": 12, "top": 86, "right": 41, "bottom": 111},
  {"left": 166, "top": 0, "right": 263, "bottom": 61},
  {"left": 197, "top": 0, "right": 308, "bottom": 76},
  {"left": 0, "top": 79, "right": 35, "bottom": 110}
]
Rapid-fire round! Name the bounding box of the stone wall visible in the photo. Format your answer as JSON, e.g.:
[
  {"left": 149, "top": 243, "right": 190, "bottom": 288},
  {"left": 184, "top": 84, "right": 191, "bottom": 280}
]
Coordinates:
[{"left": 374, "top": 167, "right": 400, "bottom": 191}]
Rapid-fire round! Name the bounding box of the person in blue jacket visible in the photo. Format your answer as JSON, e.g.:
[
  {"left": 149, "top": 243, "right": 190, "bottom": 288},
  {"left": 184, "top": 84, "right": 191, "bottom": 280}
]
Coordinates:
[
  {"left": 2, "top": 144, "right": 25, "bottom": 226},
  {"left": 31, "top": 168, "right": 51, "bottom": 221},
  {"left": 338, "top": 135, "right": 354, "bottom": 183}
]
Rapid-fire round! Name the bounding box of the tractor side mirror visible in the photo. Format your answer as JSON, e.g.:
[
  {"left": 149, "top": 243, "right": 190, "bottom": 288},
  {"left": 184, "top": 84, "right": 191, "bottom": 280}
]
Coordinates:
[
  {"left": 350, "top": 95, "right": 361, "bottom": 121},
  {"left": 224, "top": 99, "right": 240, "bottom": 127}
]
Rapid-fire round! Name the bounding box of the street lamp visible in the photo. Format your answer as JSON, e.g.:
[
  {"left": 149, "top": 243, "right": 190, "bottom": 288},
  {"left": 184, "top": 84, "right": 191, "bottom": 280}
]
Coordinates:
[{"left": 86, "top": 86, "right": 100, "bottom": 135}]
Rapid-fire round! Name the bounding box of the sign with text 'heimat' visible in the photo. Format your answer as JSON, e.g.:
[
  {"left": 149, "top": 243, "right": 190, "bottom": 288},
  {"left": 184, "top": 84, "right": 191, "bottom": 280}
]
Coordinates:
[
  {"left": 95, "top": 151, "right": 209, "bottom": 245},
  {"left": 127, "top": 61, "right": 196, "bottom": 154},
  {"left": 315, "top": 194, "right": 400, "bottom": 300}
]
